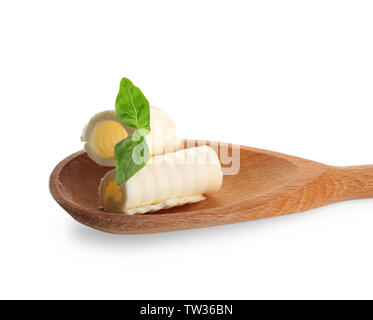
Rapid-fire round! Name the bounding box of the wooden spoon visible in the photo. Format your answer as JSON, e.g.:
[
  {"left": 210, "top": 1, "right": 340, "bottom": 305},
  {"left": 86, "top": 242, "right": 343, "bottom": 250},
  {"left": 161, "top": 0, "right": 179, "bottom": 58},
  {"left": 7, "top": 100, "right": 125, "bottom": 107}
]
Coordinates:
[{"left": 49, "top": 140, "right": 373, "bottom": 234}]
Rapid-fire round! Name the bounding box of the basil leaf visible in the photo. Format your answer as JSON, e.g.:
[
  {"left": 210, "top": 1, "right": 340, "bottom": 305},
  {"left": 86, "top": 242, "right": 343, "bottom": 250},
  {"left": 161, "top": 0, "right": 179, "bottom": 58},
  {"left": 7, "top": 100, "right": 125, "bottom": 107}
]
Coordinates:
[
  {"left": 114, "top": 135, "right": 150, "bottom": 185},
  {"left": 115, "top": 78, "right": 151, "bottom": 131}
]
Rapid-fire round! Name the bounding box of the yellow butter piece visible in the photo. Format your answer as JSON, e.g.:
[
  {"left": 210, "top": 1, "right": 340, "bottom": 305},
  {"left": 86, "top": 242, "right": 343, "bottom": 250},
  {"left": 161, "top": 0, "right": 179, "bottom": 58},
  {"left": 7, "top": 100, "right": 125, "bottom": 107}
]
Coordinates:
[
  {"left": 91, "top": 120, "right": 127, "bottom": 158},
  {"left": 103, "top": 179, "right": 123, "bottom": 206}
]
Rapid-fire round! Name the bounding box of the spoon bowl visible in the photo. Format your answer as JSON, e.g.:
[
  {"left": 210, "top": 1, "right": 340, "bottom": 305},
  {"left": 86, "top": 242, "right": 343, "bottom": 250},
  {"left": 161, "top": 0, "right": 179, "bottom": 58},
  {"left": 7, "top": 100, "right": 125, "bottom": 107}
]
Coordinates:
[{"left": 50, "top": 140, "right": 373, "bottom": 234}]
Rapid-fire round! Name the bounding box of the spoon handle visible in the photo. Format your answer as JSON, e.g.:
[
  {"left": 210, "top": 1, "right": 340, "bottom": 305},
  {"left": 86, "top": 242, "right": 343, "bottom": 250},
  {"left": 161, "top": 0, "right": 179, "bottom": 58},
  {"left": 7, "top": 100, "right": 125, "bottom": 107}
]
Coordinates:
[
  {"left": 330, "top": 165, "right": 373, "bottom": 201},
  {"left": 283, "top": 165, "right": 373, "bottom": 215}
]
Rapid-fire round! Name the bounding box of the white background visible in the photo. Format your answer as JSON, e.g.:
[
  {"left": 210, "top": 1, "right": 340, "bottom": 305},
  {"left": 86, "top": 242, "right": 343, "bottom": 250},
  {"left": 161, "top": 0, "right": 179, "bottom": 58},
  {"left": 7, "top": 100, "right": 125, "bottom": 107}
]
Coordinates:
[{"left": 1, "top": 0, "right": 372, "bottom": 300}]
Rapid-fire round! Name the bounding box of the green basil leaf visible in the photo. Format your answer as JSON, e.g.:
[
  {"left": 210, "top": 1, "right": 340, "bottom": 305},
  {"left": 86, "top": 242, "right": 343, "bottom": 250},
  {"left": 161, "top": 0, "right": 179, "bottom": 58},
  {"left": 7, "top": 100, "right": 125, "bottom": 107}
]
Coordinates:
[
  {"left": 115, "top": 78, "right": 151, "bottom": 131},
  {"left": 114, "top": 135, "right": 150, "bottom": 185}
]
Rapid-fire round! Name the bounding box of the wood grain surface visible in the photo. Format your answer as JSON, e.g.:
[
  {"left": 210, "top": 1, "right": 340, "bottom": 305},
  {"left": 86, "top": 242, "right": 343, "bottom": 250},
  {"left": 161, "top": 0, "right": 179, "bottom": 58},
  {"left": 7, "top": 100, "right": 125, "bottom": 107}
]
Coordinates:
[{"left": 49, "top": 140, "right": 373, "bottom": 234}]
